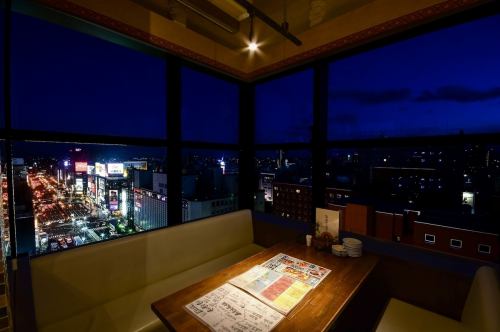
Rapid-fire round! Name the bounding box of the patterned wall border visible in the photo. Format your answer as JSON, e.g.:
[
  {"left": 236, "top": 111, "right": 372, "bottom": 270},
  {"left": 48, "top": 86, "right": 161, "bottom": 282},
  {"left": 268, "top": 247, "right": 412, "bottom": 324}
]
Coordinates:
[
  {"left": 37, "top": 0, "right": 487, "bottom": 81},
  {"left": 36, "top": 0, "right": 248, "bottom": 79}
]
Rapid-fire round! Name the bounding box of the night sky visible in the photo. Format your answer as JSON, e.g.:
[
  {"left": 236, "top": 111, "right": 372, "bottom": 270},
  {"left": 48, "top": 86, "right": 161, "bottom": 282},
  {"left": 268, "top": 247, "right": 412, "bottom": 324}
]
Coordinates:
[
  {"left": 4, "top": 10, "right": 500, "bottom": 147},
  {"left": 181, "top": 67, "right": 239, "bottom": 144},
  {"left": 255, "top": 69, "right": 314, "bottom": 144},
  {"left": 255, "top": 13, "right": 500, "bottom": 143},
  {"left": 328, "top": 13, "right": 500, "bottom": 140},
  {"left": 10, "top": 12, "right": 167, "bottom": 139}
]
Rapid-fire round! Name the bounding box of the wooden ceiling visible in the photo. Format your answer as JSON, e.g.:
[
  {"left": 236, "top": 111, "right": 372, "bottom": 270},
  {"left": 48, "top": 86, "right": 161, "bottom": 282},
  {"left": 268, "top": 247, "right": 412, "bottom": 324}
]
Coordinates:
[
  {"left": 131, "top": 0, "right": 374, "bottom": 51},
  {"left": 39, "top": 0, "right": 490, "bottom": 81}
]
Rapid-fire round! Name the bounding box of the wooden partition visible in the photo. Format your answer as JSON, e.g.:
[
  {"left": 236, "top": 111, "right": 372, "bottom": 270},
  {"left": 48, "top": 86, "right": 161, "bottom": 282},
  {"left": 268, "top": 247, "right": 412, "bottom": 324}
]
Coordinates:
[{"left": 344, "top": 203, "right": 374, "bottom": 236}]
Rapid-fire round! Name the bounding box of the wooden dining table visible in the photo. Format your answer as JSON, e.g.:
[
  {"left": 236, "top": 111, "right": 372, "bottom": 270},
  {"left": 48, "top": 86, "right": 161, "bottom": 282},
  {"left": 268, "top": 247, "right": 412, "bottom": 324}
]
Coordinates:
[{"left": 151, "top": 241, "right": 379, "bottom": 331}]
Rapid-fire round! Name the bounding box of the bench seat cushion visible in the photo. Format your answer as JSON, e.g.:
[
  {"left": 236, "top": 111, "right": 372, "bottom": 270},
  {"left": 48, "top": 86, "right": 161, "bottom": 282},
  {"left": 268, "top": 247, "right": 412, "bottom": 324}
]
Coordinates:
[
  {"left": 376, "top": 298, "right": 471, "bottom": 332},
  {"left": 32, "top": 210, "right": 255, "bottom": 328},
  {"left": 39, "top": 243, "right": 264, "bottom": 332}
]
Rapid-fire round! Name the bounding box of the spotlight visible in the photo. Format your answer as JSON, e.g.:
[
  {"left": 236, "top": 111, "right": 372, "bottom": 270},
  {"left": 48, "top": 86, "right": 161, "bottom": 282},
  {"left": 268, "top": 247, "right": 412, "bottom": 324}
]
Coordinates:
[
  {"left": 248, "top": 41, "right": 258, "bottom": 51},
  {"left": 247, "top": 11, "right": 258, "bottom": 52}
]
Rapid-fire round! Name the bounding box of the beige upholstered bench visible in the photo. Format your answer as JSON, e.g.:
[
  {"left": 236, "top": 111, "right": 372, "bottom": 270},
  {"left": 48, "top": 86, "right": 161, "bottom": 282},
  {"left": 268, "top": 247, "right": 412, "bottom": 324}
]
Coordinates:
[
  {"left": 30, "top": 209, "right": 263, "bottom": 332},
  {"left": 376, "top": 266, "right": 500, "bottom": 332}
]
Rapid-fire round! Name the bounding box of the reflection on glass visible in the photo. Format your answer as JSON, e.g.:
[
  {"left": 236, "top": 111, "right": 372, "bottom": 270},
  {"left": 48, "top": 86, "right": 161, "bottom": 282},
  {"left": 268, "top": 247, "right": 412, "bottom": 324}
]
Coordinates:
[
  {"left": 12, "top": 141, "right": 166, "bottom": 255},
  {"left": 182, "top": 149, "right": 239, "bottom": 222},
  {"left": 255, "top": 150, "right": 312, "bottom": 222}
]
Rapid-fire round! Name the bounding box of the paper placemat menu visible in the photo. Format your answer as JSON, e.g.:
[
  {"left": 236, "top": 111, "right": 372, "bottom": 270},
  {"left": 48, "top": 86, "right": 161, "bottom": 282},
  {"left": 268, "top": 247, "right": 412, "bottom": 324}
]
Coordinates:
[
  {"left": 229, "top": 265, "right": 312, "bottom": 315},
  {"left": 261, "top": 253, "right": 331, "bottom": 288},
  {"left": 185, "top": 283, "right": 284, "bottom": 332}
]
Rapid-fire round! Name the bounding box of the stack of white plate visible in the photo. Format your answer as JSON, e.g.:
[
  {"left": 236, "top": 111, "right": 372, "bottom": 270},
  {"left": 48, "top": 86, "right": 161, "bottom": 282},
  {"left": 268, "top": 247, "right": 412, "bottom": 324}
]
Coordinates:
[
  {"left": 343, "top": 237, "right": 363, "bottom": 257},
  {"left": 331, "top": 244, "right": 347, "bottom": 257}
]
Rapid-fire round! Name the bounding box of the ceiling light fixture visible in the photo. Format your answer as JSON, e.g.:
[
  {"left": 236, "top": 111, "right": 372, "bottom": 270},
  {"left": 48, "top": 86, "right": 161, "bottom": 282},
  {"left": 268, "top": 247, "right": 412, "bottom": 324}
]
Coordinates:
[
  {"left": 247, "top": 11, "right": 258, "bottom": 51},
  {"left": 248, "top": 41, "right": 258, "bottom": 51},
  {"left": 234, "top": 0, "right": 302, "bottom": 46}
]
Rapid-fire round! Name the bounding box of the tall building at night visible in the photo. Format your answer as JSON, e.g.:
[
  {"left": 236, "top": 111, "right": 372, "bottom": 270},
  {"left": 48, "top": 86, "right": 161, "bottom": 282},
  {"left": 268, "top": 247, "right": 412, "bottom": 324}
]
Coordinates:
[
  {"left": 133, "top": 187, "right": 167, "bottom": 230},
  {"left": 182, "top": 197, "right": 239, "bottom": 221},
  {"left": 258, "top": 172, "right": 275, "bottom": 202}
]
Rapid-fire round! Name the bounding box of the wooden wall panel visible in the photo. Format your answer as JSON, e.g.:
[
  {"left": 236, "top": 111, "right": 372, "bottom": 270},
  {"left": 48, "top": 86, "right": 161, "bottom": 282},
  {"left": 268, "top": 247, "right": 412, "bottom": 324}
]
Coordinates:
[
  {"left": 375, "top": 211, "right": 394, "bottom": 241},
  {"left": 345, "top": 203, "right": 374, "bottom": 236},
  {"left": 414, "top": 222, "right": 500, "bottom": 262}
]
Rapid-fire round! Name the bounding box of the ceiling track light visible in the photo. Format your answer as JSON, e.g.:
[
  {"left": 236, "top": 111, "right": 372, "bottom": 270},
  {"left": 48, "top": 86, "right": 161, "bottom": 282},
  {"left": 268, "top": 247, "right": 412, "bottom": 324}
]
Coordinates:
[
  {"left": 234, "top": 0, "right": 303, "bottom": 46},
  {"left": 248, "top": 11, "right": 258, "bottom": 51}
]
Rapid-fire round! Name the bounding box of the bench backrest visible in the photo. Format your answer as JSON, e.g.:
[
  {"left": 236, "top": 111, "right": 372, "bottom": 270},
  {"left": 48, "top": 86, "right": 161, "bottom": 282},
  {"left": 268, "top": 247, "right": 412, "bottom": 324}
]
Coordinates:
[
  {"left": 461, "top": 266, "right": 500, "bottom": 332},
  {"left": 31, "top": 209, "right": 254, "bottom": 328}
]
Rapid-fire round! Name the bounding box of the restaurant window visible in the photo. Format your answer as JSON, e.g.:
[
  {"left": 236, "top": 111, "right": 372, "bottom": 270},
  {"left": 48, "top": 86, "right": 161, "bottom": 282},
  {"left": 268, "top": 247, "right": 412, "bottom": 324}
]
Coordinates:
[
  {"left": 181, "top": 67, "right": 239, "bottom": 143},
  {"left": 11, "top": 141, "right": 167, "bottom": 255},
  {"left": 255, "top": 69, "right": 313, "bottom": 144},
  {"left": 255, "top": 149, "right": 312, "bottom": 222},
  {"left": 182, "top": 149, "right": 239, "bottom": 222},
  {"left": 328, "top": 13, "right": 500, "bottom": 141},
  {"left": 11, "top": 12, "right": 167, "bottom": 138}
]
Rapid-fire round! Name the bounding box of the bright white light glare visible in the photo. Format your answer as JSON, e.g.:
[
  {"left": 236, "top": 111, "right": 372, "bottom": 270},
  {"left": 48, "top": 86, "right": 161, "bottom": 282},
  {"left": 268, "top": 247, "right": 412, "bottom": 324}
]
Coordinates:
[{"left": 248, "top": 41, "right": 258, "bottom": 51}]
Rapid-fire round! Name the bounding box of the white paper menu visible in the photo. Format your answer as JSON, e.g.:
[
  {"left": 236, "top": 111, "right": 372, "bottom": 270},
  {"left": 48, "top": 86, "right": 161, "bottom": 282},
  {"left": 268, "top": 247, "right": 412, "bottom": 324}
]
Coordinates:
[{"left": 185, "top": 283, "right": 284, "bottom": 332}]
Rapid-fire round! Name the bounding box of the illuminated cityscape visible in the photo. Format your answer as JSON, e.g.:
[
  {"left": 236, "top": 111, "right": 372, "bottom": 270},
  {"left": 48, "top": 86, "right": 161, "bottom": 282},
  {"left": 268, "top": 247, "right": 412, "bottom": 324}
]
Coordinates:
[
  {"left": 257, "top": 146, "right": 500, "bottom": 231},
  {"left": 0, "top": 143, "right": 498, "bottom": 255},
  {"left": 0, "top": 147, "right": 240, "bottom": 254}
]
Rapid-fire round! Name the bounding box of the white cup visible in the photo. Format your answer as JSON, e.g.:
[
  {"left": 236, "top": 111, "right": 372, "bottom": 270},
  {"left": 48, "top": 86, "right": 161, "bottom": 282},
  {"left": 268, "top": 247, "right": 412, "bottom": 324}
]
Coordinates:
[{"left": 306, "top": 234, "right": 313, "bottom": 247}]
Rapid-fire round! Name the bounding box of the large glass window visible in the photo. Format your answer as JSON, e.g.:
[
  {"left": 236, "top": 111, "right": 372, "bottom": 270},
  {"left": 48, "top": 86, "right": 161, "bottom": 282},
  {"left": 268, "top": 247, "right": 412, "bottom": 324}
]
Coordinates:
[
  {"left": 12, "top": 141, "right": 166, "bottom": 254},
  {"left": 181, "top": 67, "right": 239, "bottom": 143},
  {"left": 182, "top": 149, "right": 239, "bottom": 222},
  {"left": 254, "top": 69, "right": 314, "bottom": 221},
  {"left": 328, "top": 14, "right": 500, "bottom": 140},
  {"left": 255, "top": 70, "right": 313, "bottom": 144},
  {"left": 11, "top": 12, "right": 166, "bottom": 138}
]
